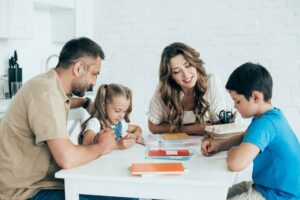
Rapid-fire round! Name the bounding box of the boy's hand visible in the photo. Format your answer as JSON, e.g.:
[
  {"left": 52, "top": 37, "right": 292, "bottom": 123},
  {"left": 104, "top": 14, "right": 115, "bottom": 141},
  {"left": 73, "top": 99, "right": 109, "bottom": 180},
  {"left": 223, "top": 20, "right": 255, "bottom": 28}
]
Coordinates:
[
  {"left": 117, "top": 137, "right": 135, "bottom": 149},
  {"left": 201, "top": 138, "right": 221, "bottom": 156}
]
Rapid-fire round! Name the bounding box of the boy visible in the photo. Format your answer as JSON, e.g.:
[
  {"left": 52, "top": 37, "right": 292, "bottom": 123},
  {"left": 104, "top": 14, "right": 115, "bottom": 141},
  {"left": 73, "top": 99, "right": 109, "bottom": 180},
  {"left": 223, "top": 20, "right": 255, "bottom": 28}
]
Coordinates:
[{"left": 201, "top": 62, "right": 300, "bottom": 200}]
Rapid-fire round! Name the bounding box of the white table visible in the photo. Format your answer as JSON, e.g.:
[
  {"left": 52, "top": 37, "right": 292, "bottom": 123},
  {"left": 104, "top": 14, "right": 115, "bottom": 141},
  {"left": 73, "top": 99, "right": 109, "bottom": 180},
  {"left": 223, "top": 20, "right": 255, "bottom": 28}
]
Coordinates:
[{"left": 55, "top": 144, "right": 236, "bottom": 200}]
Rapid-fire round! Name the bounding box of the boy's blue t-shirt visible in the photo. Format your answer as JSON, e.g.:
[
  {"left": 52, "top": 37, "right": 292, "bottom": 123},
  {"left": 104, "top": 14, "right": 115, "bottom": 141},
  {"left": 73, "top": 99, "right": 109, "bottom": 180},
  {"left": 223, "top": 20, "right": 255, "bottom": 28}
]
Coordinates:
[{"left": 243, "top": 108, "right": 300, "bottom": 200}]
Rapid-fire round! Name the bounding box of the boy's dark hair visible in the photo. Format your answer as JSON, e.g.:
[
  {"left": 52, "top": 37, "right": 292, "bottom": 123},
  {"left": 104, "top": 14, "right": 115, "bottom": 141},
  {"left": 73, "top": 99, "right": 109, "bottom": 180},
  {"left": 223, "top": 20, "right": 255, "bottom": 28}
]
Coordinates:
[
  {"left": 56, "top": 37, "right": 105, "bottom": 69},
  {"left": 225, "top": 62, "right": 273, "bottom": 101}
]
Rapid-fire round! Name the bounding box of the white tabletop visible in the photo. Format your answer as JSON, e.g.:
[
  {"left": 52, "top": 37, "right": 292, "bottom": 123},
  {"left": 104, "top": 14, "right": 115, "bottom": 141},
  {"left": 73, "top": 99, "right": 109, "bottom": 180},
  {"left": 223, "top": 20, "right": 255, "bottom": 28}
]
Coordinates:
[{"left": 56, "top": 144, "right": 236, "bottom": 200}]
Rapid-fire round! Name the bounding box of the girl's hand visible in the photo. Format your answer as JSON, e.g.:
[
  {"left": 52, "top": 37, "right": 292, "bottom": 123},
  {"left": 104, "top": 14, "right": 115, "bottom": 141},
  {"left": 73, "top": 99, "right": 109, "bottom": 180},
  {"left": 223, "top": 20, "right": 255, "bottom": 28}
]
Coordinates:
[
  {"left": 117, "top": 137, "right": 135, "bottom": 149},
  {"left": 124, "top": 133, "right": 136, "bottom": 140},
  {"left": 201, "top": 138, "right": 221, "bottom": 156}
]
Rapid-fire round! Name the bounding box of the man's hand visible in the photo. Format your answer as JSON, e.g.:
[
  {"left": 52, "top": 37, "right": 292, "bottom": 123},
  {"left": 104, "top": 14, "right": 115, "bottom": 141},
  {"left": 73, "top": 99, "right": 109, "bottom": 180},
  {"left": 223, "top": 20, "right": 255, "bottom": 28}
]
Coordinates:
[{"left": 95, "top": 129, "right": 116, "bottom": 155}]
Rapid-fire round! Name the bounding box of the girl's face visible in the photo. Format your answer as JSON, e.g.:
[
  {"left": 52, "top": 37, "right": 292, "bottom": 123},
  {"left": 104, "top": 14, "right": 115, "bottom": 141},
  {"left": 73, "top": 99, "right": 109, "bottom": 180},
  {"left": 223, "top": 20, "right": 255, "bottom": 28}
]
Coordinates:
[
  {"left": 229, "top": 90, "right": 256, "bottom": 118},
  {"left": 105, "top": 96, "right": 130, "bottom": 125},
  {"left": 169, "top": 54, "right": 197, "bottom": 92}
]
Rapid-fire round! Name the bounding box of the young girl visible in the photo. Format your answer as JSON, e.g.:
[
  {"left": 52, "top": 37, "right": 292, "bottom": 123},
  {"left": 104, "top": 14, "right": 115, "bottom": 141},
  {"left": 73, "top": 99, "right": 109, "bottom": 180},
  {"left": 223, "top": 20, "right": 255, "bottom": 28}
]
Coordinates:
[{"left": 79, "top": 83, "right": 142, "bottom": 149}]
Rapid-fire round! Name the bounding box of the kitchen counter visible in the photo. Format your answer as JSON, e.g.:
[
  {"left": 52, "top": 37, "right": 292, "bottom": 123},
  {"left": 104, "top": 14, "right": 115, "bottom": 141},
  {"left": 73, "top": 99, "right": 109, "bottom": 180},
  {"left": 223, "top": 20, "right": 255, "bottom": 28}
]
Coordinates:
[{"left": 0, "top": 99, "right": 11, "bottom": 119}]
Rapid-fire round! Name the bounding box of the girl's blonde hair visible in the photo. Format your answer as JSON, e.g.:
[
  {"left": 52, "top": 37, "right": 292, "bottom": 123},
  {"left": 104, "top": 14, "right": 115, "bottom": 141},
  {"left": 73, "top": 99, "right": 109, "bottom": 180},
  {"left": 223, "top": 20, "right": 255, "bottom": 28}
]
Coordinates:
[
  {"left": 159, "top": 42, "right": 209, "bottom": 132},
  {"left": 78, "top": 83, "right": 132, "bottom": 144}
]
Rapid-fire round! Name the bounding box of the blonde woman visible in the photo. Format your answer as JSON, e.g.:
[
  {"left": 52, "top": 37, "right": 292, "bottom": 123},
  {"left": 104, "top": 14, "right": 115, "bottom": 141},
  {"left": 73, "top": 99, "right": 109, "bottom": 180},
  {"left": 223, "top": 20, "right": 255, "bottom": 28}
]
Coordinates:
[{"left": 148, "top": 42, "right": 226, "bottom": 135}]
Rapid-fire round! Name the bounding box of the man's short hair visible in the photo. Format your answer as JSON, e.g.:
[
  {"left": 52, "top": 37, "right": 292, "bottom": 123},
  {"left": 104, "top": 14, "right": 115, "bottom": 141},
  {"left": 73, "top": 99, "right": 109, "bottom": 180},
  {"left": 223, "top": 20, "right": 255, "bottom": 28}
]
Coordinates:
[
  {"left": 225, "top": 62, "right": 273, "bottom": 101},
  {"left": 56, "top": 37, "right": 105, "bottom": 69}
]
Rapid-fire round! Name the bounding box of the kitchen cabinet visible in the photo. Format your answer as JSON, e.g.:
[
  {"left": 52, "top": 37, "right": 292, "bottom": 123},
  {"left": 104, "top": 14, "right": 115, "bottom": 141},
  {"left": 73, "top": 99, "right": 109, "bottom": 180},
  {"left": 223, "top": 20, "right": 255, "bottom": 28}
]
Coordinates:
[
  {"left": 34, "top": 0, "right": 94, "bottom": 43},
  {"left": 34, "top": 0, "right": 76, "bottom": 42},
  {"left": 34, "top": 0, "right": 75, "bottom": 10},
  {"left": 0, "top": 0, "right": 33, "bottom": 39},
  {"left": 0, "top": 0, "right": 94, "bottom": 41},
  {"left": 75, "top": 0, "right": 94, "bottom": 39},
  {"left": 0, "top": 0, "right": 9, "bottom": 38}
]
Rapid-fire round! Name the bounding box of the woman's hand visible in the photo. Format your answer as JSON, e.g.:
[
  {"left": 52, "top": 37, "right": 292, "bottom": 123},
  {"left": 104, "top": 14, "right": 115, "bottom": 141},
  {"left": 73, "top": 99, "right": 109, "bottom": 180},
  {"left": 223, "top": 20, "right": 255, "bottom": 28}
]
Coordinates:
[{"left": 201, "top": 138, "right": 221, "bottom": 156}]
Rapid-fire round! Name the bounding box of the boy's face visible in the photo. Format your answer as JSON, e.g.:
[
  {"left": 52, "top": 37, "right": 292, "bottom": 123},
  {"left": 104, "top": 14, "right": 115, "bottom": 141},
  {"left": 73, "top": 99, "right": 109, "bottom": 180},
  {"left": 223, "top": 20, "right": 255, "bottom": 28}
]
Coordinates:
[{"left": 228, "top": 90, "right": 257, "bottom": 118}]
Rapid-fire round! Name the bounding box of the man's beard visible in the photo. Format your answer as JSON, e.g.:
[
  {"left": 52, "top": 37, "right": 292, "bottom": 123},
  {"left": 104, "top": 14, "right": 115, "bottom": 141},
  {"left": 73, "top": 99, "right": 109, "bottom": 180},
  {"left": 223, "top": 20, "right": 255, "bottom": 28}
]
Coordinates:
[
  {"left": 72, "top": 82, "right": 89, "bottom": 97},
  {"left": 72, "top": 88, "right": 86, "bottom": 97}
]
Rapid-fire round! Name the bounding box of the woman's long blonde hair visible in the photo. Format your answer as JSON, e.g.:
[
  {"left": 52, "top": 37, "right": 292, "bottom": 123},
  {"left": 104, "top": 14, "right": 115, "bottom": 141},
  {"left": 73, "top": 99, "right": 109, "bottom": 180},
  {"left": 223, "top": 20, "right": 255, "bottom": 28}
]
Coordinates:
[
  {"left": 159, "top": 42, "right": 209, "bottom": 132},
  {"left": 78, "top": 83, "right": 132, "bottom": 144}
]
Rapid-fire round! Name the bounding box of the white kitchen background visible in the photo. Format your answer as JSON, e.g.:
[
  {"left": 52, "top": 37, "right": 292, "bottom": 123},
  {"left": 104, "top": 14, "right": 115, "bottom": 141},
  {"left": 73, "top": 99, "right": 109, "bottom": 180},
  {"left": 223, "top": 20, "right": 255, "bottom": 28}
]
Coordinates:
[{"left": 1, "top": 0, "right": 300, "bottom": 140}]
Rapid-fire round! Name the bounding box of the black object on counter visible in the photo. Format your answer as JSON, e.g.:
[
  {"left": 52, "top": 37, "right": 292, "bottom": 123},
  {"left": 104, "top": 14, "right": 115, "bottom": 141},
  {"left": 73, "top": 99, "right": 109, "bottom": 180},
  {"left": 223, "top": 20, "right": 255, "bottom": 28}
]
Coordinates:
[{"left": 8, "top": 50, "right": 22, "bottom": 98}]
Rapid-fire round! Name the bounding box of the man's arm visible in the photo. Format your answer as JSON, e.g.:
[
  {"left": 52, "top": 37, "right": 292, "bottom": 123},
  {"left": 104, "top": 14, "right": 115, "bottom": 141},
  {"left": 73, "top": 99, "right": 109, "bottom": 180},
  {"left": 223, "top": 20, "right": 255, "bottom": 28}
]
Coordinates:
[
  {"left": 47, "top": 129, "right": 115, "bottom": 169},
  {"left": 70, "top": 97, "right": 87, "bottom": 108}
]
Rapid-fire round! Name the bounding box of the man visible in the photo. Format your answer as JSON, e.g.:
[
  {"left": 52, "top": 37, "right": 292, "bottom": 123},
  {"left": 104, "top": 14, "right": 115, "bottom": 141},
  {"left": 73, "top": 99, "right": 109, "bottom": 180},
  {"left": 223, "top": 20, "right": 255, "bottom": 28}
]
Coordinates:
[{"left": 0, "top": 37, "right": 133, "bottom": 200}]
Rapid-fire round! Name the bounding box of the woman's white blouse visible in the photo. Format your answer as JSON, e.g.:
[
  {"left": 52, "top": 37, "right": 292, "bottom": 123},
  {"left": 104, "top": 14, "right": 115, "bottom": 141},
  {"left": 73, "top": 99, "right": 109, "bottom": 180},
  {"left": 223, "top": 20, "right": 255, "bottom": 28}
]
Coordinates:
[{"left": 148, "top": 74, "right": 226, "bottom": 125}]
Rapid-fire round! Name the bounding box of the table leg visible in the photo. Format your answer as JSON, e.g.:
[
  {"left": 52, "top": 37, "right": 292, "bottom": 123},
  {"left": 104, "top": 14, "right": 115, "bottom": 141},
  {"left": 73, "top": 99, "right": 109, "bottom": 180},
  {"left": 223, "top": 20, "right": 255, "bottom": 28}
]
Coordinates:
[{"left": 64, "top": 181, "right": 80, "bottom": 200}]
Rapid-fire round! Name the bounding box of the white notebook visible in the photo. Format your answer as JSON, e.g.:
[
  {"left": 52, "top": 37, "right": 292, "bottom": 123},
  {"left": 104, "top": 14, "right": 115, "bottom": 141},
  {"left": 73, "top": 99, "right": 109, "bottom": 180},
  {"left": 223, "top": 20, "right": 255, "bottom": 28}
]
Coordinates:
[{"left": 205, "top": 123, "right": 247, "bottom": 135}]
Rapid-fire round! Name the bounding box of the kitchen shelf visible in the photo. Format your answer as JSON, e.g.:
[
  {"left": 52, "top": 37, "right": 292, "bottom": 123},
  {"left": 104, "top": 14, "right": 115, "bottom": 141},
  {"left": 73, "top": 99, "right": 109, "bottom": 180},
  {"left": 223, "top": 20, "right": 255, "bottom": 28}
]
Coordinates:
[{"left": 34, "top": 0, "right": 75, "bottom": 10}]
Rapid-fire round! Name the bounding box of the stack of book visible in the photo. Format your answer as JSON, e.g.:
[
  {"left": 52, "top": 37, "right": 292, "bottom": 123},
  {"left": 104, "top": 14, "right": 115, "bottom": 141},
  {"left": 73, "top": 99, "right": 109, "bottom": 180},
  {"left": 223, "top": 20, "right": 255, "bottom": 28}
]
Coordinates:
[
  {"left": 146, "top": 148, "right": 192, "bottom": 161},
  {"left": 130, "top": 162, "right": 186, "bottom": 177}
]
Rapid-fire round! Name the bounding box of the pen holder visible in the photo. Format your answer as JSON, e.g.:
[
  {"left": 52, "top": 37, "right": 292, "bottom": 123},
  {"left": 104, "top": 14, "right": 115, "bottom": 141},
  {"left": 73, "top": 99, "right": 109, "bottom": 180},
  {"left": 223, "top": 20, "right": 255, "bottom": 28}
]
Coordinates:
[{"left": 8, "top": 67, "right": 22, "bottom": 98}]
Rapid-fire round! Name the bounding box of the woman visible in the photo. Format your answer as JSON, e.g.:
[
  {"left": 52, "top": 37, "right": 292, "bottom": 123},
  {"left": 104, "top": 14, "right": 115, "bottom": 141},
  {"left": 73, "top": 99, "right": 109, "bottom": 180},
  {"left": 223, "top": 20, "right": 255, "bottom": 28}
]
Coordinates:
[{"left": 148, "top": 42, "right": 226, "bottom": 135}]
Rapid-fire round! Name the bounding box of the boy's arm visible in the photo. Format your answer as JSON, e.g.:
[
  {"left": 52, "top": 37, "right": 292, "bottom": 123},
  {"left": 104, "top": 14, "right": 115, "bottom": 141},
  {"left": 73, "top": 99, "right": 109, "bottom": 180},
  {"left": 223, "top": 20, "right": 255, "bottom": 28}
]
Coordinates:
[
  {"left": 218, "top": 132, "right": 245, "bottom": 151},
  {"left": 227, "top": 142, "right": 260, "bottom": 172},
  {"left": 201, "top": 132, "right": 245, "bottom": 156},
  {"left": 47, "top": 129, "right": 116, "bottom": 169}
]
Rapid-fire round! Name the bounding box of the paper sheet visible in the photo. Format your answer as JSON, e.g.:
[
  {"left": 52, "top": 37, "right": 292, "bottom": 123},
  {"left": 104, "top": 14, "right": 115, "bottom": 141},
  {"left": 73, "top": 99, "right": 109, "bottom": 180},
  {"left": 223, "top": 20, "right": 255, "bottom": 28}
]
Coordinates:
[{"left": 189, "top": 146, "right": 228, "bottom": 159}]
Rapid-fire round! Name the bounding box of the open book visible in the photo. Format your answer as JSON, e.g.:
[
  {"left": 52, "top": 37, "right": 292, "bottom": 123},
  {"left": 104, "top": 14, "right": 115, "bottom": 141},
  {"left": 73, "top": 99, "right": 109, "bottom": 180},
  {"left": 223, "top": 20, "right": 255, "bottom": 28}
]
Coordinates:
[{"left": 131, "top": 162, "right": 185, "bottom": 176}]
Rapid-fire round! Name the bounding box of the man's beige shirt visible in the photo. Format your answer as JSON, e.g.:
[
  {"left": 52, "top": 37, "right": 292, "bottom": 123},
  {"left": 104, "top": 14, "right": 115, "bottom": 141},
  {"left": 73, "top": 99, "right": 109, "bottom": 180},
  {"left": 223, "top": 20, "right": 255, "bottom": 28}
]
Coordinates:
[{"left": 0, "top": 69, "right": 71, "bottom": 200}]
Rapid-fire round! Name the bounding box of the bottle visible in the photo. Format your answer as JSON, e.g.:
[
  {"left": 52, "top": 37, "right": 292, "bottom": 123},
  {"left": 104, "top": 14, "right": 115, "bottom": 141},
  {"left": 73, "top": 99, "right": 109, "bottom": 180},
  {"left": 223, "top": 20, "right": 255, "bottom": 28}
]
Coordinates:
[
  {"left": 3, "top": 75, "right": 10, "bottom": 99},
  {"left": 0, "top": 76, "right": 4, "bottom": 99}
]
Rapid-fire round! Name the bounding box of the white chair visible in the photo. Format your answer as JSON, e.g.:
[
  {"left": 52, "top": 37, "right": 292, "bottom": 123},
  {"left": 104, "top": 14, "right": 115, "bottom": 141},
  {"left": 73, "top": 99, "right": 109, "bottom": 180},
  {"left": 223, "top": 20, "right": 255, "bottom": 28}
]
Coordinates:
[{"left": 68, "top": 107, "right": 89, "bottom": 144}]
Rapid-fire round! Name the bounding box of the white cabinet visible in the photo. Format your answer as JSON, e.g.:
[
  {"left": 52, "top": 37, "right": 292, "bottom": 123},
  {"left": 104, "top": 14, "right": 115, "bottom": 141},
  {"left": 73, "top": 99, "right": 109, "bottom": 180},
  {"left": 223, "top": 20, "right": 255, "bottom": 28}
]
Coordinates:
[
  {"left": 0, "top": 0, "right": 94, "bottom": 41},
  {"left": 0, "top": 0, "right": 9, "bottom": 38},
  {"left": 34, "top": 0, "right": 75, "bottom": 10},
  {"left": 0, "top": 0, "right": 33, "bottom": 39},
  {"left": 34, "top": 0, "right": 76, "bottom": 42},
  {"left": 33, "top": 0, "right": 94, "bottom": 43},
  {"left": 75, "top": 0, "right": 94, "bottom": 39}
]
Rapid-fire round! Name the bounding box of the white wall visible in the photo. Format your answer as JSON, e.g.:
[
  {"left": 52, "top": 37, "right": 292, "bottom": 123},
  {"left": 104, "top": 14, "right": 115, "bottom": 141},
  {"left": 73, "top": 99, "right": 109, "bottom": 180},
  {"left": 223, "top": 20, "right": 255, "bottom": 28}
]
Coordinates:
[
  {"left": 0, "top": 9, "right": 62, "bottom": 82},
  {"left": 93, "top": 0, "right": 300, "bottom": 138}
]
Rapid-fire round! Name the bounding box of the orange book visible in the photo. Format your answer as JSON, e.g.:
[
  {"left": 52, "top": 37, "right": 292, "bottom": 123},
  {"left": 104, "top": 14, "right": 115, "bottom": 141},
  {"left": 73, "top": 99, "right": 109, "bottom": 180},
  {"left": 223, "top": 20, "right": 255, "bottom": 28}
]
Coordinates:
[
  {"left": 147, "top": 149, "right": 190, "bottom": 157},
  {"left": 131, "top": 162, "right": 185, "bottom": 176},
  {"left": 162, "top": 133, "right": 189, "bottom": 140}
]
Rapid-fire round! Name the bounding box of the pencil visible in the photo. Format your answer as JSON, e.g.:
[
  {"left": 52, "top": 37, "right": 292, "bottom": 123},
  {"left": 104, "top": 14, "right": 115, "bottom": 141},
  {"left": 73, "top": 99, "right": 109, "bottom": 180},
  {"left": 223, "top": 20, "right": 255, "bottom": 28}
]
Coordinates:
[
  {"left": 208, "top": 127, "right": 215, "bottom": 154},
  {"left": 210, "top": 127, "right": 215, "bottom": 142},
  {"left": 230, "top": 111, "right": 238, "bottom": 123}
]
